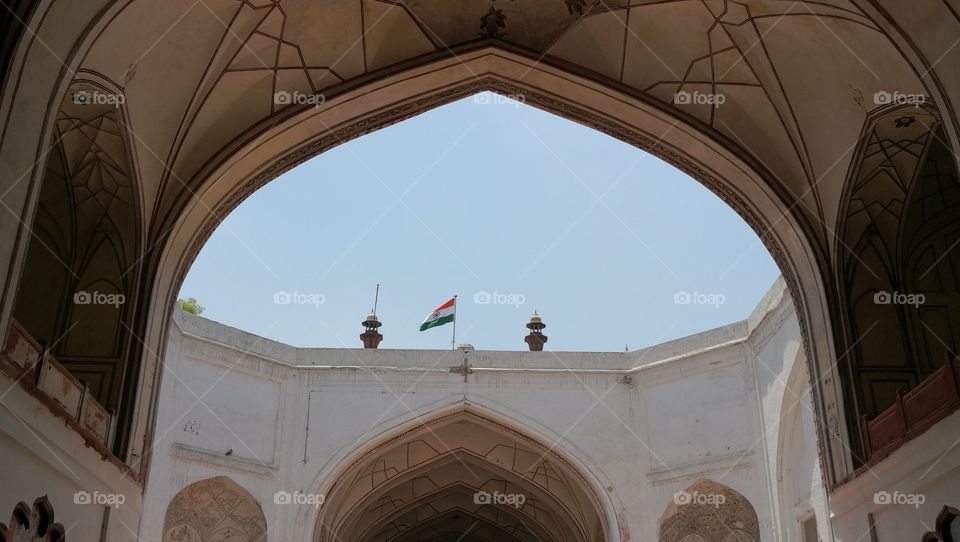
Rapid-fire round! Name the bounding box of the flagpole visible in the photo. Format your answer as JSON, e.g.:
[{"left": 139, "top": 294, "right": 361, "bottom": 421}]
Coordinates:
[{"left": 451, "top": 295, "right": 458, "bottom": 350}]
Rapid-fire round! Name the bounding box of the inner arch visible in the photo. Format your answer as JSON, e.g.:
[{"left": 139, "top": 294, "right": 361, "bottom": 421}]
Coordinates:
[{"left": 314, "top": 408, "right": 611, "bottom": 542}]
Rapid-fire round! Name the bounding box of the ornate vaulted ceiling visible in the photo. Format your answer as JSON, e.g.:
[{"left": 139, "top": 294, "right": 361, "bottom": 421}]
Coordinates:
[
  {"left": 75, "top": 0, "right": 926, "bottom": 260},
  {"left": 5, "top": 0, "right": 957, "bottom": 478}
]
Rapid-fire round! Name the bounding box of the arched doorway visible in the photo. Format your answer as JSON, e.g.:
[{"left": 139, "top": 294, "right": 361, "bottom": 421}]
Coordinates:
[{"left": 313, "top": 407, "right": 613, "bottom": 542}]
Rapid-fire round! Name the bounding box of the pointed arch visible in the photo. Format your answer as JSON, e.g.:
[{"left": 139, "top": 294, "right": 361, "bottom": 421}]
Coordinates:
[
  {"left": 131, "top": 50, "right": 849, "bottom": 487},
  {"left": 312, "top": 405, "right": 614, "bottom": 542}
]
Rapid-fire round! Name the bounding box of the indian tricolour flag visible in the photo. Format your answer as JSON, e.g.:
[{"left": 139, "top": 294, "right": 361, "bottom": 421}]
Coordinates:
[{"left": 420, "top": 297, "right": 456, "bottom": 331}]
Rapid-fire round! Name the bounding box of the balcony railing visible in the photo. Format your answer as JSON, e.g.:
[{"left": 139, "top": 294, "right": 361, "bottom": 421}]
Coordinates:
[
  {"left": 861, "top": 354, "right": 960, "bottom": 465},
  {"left": 1, "top": 319, "right": 116, "bottom": 453}
]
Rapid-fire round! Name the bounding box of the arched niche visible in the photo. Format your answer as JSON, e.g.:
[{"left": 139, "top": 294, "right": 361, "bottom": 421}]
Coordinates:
[
  {"left": 9, "top": 76, "right": 142, "bottom": 412},
  {"left": 837, "top": 103, "right": 960, "bottom": 424},
  {"left": 659, "top": 480, "right": 760, "bottom": 542},
  {"left": 162, "top": 476, "right": 267, "bottom": 542}
]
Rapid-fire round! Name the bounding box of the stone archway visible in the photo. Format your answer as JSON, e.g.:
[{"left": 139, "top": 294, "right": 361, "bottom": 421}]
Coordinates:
[
  {"left": 312, "top": 407, "right": 613, "bottom": 542},
  {"left": 130, "top": 49, "right": 848, "bottom": 488},
  {"left": 162, "top": 476, "right": 267, "bottom": 542}
]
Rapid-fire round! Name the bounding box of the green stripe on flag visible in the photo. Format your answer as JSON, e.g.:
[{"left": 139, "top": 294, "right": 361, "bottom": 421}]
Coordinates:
[{"left": 419, "top": 314, "right": 454, "bottom": 331}]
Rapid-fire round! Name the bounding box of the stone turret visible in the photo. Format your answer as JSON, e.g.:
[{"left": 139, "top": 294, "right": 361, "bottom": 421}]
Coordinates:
[
  {"left": 360, "top": 313, "right": 383, "bottom": 349},
  {"left": 524, "top": 312, "right": 548, "bottom": 351}
]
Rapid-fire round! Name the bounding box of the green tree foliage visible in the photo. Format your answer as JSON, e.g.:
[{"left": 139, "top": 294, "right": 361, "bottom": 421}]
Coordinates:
[{"left": 177, "top": 297, "right": 205, "bottom": 315}]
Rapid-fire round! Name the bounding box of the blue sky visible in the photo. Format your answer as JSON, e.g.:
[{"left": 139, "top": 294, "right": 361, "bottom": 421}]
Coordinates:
[{"left": 179, "top": 92, "right": 780, "bottom": 351}]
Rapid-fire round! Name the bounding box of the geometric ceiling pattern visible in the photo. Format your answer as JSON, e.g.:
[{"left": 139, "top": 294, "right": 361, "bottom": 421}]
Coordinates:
[
  {"left": 838, "top": 106, "right": 960, "bottom": 417},
  {"left": 76, "top": 0, "right": 926, "bottom": 259},
  {"left": 56, "top": 85, "right": 138, "bottom": 268},
  {"left": 841, "top": 107, "right": 939, "bottom": 270}
]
